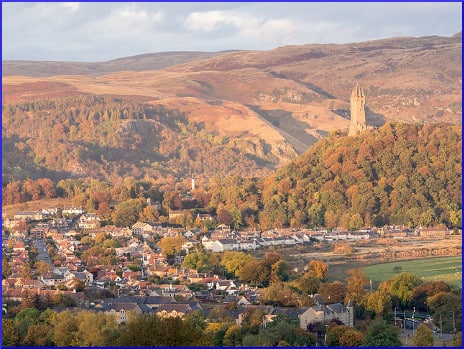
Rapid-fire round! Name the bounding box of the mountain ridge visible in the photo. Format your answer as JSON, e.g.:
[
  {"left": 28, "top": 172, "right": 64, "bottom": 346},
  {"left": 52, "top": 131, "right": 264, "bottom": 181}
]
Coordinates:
[{"left": 2, "top": 34, "right": 461, "bottom": 183}]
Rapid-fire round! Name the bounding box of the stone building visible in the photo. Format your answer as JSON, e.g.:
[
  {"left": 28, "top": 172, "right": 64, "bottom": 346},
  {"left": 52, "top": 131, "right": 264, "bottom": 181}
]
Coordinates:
[
  {"left": 349, "top": 83, "right": 367, "bottom": 136},
  {"left": 299, "top": 302, "right": 354, "bottom": 330}
]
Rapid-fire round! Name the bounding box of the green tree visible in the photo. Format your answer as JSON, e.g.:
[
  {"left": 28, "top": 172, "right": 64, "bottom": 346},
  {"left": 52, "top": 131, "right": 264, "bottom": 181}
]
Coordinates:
[
  {"left": 413, "top": 323, "right": 434, "bottom": 347},
  {"left": 380, "top": 272, "right": 421, "bottom": 307},
  {"left": 326, "top": 324, "right": 349, "bottom": 346},
  {"left": 270, "top": 260, "right": 290, "bottom": 283},
  {"left": 297, "top": 271, "right": 321, "bottom": 295},
  {"left": 221, "top": 251, "right": 255, "bottom": 277},
  {"left": 362, "top": 318, "right": 402, "bottom": 347},
  {"left": 427, "top": 291, "right": 462, "bottom": 333},
  {"left": 182, "top": 251, "right": 208, "bottom": 272},
  {"left": 112, "top": 198, "right": 145, "bottom": 227},
  {"left": 185, "top": 310, "right": 207, "bottom": 331},
  {"left": 223, "top": 324, "right": 243, "bottom": 346},
  {"left": 15, "top": 307, "right": 40, "bottom": 340}
]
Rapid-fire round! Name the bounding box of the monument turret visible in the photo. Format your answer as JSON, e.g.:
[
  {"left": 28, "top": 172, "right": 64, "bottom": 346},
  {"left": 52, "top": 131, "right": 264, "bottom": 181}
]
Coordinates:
[{"left": 349, "top": 83, "right": 367, "bottom": 136}]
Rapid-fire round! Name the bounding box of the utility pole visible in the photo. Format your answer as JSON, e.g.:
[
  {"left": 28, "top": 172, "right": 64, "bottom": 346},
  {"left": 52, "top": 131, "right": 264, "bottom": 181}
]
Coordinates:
[
  {"left": 403, "top": 310, "right": 406, "bottom": 331},
  {"left": 412, "top": 307, "right": 415, "bottom": 337},
  {"left": 440, "top": 314, "right": 443, "bottom": 338}
]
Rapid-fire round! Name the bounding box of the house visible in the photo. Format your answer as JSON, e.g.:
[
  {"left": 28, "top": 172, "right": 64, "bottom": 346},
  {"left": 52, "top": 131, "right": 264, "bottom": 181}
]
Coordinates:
[
  {"left": 132, "top": 222, "right": 155, "bottom": 236},
  {"left": 215, "top": 280, "right": 239, "bottom": 295},
  {"left": 78, "top": 213, "right": 101, "bottom": 229},
  {"left": 40, "top": 272, "right": 65, "bottom": 287},
  {"left": 299, "top": 302, "right": 354, "bottom": 330},
  {"left": 155, "top": 303, "right": 194, "bottom": 319},
  {"left": 415, "top": 227, "right": 449, "bottom": 239},
  {"left": 14, "top": 211, "right": 44, "bottom": 221},
  {"left": 99, "top": 301, "right": 146, "bottom": 324},
  {"left": 196, "top": 213, "right": 213, "bottom": 221},
  {"left": 62, "top": 207, "right": 85, "bottom": 216},
  {"left": 201, "top": 237, "right": 240, "bottom": 252},
  {"left": 184, "top": 230, "right": 195, "bottom": 239}
]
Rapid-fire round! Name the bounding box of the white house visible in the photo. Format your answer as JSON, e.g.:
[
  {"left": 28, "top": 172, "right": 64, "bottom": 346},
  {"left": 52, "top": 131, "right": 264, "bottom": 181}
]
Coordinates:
[{"left": 201, "top": 237, "right": 240, "bottom": 252}]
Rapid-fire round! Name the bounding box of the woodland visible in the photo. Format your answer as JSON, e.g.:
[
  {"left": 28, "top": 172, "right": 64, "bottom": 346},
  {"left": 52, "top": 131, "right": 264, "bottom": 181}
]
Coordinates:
[{"left": 2, "top": 95, "right": 462, "bottom": 230}]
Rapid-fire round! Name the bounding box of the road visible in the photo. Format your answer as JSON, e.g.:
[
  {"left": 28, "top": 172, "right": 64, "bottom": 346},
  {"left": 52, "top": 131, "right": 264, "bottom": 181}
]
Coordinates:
[{"left": 33, "top": 238, "right": 52, "bottom": 266}]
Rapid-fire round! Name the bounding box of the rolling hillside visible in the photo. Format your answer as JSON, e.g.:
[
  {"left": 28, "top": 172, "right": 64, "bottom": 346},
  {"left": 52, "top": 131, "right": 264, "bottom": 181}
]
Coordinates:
[{"left": 2, "top": 33, "right": 461, "bottom": 183}]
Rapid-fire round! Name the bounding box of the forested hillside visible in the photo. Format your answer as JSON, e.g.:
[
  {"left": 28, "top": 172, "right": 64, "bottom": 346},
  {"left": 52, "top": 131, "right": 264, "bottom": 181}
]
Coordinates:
[
  {"left": 3, "top": 122, "right": 461, "bottom": 229},
  {"left": 259, "top": 123, "right": 461, "bottom": 229},
  {"left": 2, "top": 95, "right": 280, "bottom": 183}
]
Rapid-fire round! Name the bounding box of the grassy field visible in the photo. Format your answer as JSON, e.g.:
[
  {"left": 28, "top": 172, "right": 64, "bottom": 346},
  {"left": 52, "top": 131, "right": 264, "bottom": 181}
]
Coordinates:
[{"left": 363, "top": 256, "right": 462, "bottom": 288}]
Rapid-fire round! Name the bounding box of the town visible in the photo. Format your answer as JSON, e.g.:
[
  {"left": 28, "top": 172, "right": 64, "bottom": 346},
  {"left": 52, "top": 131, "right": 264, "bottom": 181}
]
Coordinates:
[{"left": 2, "top": 203, "right": 458, "bottom": 332}]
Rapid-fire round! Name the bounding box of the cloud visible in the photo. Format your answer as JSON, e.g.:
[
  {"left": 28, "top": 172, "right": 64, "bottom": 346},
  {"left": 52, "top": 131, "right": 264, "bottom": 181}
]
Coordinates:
[
  {"left": 183, "top": 10, "right": 234, "bottom": 32},
  {"left": 2, "top": 2, "right": 461, "bottom": 62},
  {"left": 61, "top": 2, "right": 80, "bottom": 13}
]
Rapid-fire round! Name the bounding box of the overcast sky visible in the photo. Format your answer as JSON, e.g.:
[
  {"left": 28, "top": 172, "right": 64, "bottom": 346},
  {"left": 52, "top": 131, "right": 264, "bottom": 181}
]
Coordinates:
[{"left": 2, "top": 2, "right": 462, "bottom": 62}]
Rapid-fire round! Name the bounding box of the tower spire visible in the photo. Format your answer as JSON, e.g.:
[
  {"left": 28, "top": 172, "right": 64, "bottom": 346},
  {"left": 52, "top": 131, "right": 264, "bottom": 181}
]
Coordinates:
[{"left": 349, "top": 83, "right": 367, "bottom": 136}]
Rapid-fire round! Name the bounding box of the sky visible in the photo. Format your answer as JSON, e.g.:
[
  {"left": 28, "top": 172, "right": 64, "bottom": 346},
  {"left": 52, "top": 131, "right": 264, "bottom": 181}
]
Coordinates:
[{"left": 2, "top": 2, "right": 462, "bottom": 62}]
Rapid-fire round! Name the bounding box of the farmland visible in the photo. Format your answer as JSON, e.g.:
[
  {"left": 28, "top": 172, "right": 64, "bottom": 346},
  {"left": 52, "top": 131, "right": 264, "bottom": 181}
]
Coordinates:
[{"left": 363, "top": 256, "right": 462, "bottom": 289}]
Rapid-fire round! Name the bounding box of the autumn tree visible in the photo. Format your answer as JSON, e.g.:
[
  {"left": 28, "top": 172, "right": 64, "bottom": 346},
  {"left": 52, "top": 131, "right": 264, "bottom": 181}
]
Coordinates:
[
  {"left": 2, "top": 318, "right": 20, "bottom": 346},
  {"left": 345, "top": 269, "right": 368, "bottom": 305},
  {"left": 339, "top": 328, "right": 364, "bottom": 347},
  {"left": 34, "top": 260, "right": 51, "bottom": 276},
  {"left": 220, "top": 251, "right": 255, "bottom": 277},
  {"left": 413, "top": 323, "right": 434, "bottom": 347},
  {"left": 238, "top": 260, "right": 269, "bottom": 286},
  {"left": 158, "top": 235, "right": 187, "bottom": 257},
  {"left": 308, "top": 260, "right": 328, "bottom": 281},
  {"left": 318, "top": 281, "right": 347, "bottom": 303},
  {"left": 364, "top": 290, "right": 392, "bottom": 317},
  {"left": 217, "top": 208, "right": 233, "bottom": 226},
  {"left": 408, "top": 281, "right": 450, "bottom": 312}
]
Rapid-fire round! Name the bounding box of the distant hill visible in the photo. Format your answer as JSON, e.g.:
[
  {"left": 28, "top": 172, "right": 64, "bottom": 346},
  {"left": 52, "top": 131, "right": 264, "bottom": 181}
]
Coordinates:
[
  {"left": 2, "top": 50, "right": 237, "bottom": 77},
  {"left": 2, "top": 34, "right": 461, "bottom": 183}
]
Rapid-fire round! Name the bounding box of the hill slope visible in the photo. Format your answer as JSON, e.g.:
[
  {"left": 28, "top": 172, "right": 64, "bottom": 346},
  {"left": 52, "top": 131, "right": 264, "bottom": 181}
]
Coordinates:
[
  {"left": 2, "top": 34, "right": 461, "bottom": 182},
  {"left": 258, "top": 122, "right": 462, "bottom": 229}
]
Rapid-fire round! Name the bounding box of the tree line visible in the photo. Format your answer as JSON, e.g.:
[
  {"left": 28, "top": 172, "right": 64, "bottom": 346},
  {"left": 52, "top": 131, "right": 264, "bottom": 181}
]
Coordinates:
[{"left": 3, "top": 122, "right": 462, "bottom": 229}]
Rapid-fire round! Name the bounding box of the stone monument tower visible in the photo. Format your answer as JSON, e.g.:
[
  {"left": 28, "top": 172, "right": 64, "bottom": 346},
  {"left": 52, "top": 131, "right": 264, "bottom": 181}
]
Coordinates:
[{"left": 349, "top": 83, "right": 367, "bottom": 136}]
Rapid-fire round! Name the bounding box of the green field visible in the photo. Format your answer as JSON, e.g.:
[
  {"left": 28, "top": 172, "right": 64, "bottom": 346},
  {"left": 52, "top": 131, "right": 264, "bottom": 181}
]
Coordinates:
[{"left": 363, "top": 256, "right": 462, "bottom": 288}]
